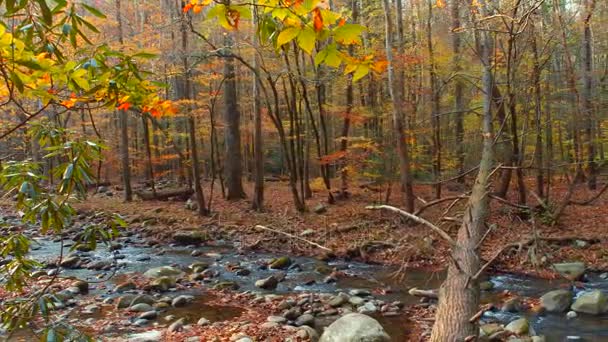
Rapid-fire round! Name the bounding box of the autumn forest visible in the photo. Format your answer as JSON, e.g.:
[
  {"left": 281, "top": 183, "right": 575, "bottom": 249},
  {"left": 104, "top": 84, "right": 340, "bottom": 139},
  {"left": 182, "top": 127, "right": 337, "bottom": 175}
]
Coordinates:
[{"left": 0, "top": 0, "right": 607, "bottom": 341}]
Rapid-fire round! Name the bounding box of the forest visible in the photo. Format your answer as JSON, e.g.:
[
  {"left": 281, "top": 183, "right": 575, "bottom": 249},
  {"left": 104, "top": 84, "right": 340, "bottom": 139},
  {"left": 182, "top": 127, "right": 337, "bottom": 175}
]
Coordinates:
[{"left": 0, "top": 0, "right": 607, "bottom": 341}]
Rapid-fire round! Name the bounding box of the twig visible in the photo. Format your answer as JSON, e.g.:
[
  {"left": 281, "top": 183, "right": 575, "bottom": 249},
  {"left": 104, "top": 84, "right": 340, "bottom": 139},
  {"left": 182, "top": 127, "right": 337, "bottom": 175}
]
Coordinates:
[
  {"left": 469, "top": 303, "right": 493, "bottom": 323},
  {"left": 414, "top": 195, "right": 469, "bottom": 217},
  {"left": 254, "top": 225, "right": 333, "bottom": 252},
  {"left": 366, "top": 205, "right": 457, "bottom": 246},
  {"left": 569, "top": 182, "right": 608, "bottom": 205}
]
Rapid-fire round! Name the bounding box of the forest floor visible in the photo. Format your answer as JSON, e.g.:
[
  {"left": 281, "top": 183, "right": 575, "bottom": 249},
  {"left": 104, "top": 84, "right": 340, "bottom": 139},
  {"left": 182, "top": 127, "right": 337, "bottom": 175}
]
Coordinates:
[{"left": 77, "top": 177, "right": 608, "bottom": 279}]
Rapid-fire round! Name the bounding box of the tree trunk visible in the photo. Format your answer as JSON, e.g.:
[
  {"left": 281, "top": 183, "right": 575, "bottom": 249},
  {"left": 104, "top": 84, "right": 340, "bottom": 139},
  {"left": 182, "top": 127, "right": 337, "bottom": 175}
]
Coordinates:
[
  {"left": 451, "top": 0, "right": 466, "bottom": 184},
  {"left": 251, "top": 7, "right": 264, "bottom": 211},
  {"left": 582, "top": 0, "right": 597, "bottom": 190},
  {"left": 531, "top": 21, "right": 544, "bottom": 198},
  {"left": 116, "top": 0, "right": 132, "bottom": 202},
  {"left": 223, "top": 30, "right": 246, "bottom": 200},
  {"left": 429, "top": 14, "right": 494, "bottom": 340},
  {"left": 382, "top": 0, "right": 414, "bottom": 213},
  {"left": 427, "top": 0, "right": 441, "bottom": 199}
]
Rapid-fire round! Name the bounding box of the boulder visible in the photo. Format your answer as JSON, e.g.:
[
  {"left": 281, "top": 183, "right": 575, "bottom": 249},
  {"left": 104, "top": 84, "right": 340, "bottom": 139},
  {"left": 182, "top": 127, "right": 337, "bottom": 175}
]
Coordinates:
[
  {"left": 172, "top": 295, "right": 194, "bottom": 307},
  {"left": 328, "top": 293, "right": 349, "bottom": 307},
  {"left": 313, "top": 204, "right": 328, "bottom": 214},
  {"left": 130, "top": 295, "right": 155, "bottom": 307},
  {"left": 319, "top": 313, "right": 390, "bottom": 342},
  {"left": 130, "top": 303, "right": 154, "bottom": 312},
  {"left": 114, "top": 281, "right": 136, "bottom": 293},
  {"left": 295, "top": 313, "right": 315, "bottom": 327},
  {"left": 553, "top": 262, "right": 586, "bottom": 280},
  {"left": 116, "top": 294, "right": 138, "bottom": 309},
  {"left": 571, "top": 290, "right": 607, "bottom": 315},
  {"left": 255, "top": 276, "right": 279, "bottom": 290},
  {"left": 149, "top": 276, "right": 176, "bottom": 292},
  {"left": 213, "top": 281, "right": 239, "bottom": 290},
  {"left": 505, "top": 318, "right": 529, "bottom": 335},
  {"left": 540, "top": 289, "right": 572, "bottom": 313},
  {"left": 143, "top": 266, "right": 183, "bottom": 279},
  {"left": 127, "top": 330, "right": 162, "bottom": 342},
  {"left": 60, "top": 256, "right": 80, "bottom": 268},
  {"left": 167, "top": 318, "right": 185, "bottom": 333}
]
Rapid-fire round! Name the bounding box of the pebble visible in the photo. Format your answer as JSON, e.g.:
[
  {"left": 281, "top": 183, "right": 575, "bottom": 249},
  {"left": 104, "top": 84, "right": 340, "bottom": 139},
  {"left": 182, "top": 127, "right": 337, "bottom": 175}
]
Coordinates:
[{"left": 138, "top": 311, "right": 158, "bottom": 320}]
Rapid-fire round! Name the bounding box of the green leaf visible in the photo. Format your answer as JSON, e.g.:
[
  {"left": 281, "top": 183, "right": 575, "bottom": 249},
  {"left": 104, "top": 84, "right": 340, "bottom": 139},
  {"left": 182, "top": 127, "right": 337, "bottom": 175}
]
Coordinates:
[
  {"left": 352, "top": 64, "right": 370, "bottom": 82},
  {"left": 36, "top": 0, "right": 53, "bottom": 25},
  {"left": 82, "top": 4, "right": 106, "bottom": 18},
  {"left": 296, "top": 27, "right": 316, "bottom": 54},
  {"left": 333, "top": 24, "right": 365, "bottom": 45},
  {"left": 314, "top": 48, "right": 328, "bottom": 66},
  {"left": 133, "top": 52, "right": 157, "bottom": 59},
  {"left": 277, "top": 26, "right": 300, "bottom": 47}
]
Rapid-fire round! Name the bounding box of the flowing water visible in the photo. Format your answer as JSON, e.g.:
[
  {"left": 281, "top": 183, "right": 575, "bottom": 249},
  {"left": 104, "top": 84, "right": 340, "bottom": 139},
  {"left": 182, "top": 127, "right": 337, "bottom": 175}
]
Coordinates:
[{"left": 8, "top": 231, "right": 608, "bottom": 341}]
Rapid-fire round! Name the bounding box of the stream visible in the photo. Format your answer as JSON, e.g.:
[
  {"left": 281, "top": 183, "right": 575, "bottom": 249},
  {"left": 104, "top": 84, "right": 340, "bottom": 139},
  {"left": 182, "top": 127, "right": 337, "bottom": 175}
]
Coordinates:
[{"left": 3, "top": 220, "right": 608, "bottom": 341}]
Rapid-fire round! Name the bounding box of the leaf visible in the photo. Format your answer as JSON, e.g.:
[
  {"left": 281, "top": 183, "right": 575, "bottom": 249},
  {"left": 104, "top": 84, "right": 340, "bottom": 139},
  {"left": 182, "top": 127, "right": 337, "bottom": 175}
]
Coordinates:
[
  {"left": 297, "top": 27, "right": 316, "bottom": 54},
  {"left": 312, "top": 8, "right": 323, "bottom": 32},
  {"left": 36, "top": 0, "right": 52, "bottom": 25},
  {"left": 133, "top": 52, "right": 157, "bottom": 59},
  {"left": 82, "top": 4, "right": 106, "bottom": 18},
  {"left": 314, "top": 48, "right": 328, "bottom": 66},
  {"left": 352, "top": 64, "right": 370, "bottom": 82},
  {"left": 333, "top": 24, "right": 365, "bottom": 45},
  {"left": 277, "top": 26, "right": 300, "bottom": 47}
]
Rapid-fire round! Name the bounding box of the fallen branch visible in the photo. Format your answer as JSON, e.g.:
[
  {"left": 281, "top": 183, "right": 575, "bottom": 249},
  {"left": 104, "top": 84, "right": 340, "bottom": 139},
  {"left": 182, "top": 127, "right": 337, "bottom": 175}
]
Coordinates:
[
  {"left": 489, "top": 194, "right": 530, "bottom": 210},
  {"left": 135, "top": 187, "right": 193, "bottom": 201},
  {"left": 254, "top": 225, "right": 333, "bottom": 252},
  {"left": 408, "top": 287, "right": 438, "bottom": 299},
  {"left": 469, "top": 303, "right": 494, "bottom": 323},
  {"left": 414, "top": 195, "right": 469, "bottom": 217},
  {"left": 366, "top": 205, "right": 456, "bottom": 246},
  {"left": 569, "top": 182, "right": 608, "bottom": 205}
]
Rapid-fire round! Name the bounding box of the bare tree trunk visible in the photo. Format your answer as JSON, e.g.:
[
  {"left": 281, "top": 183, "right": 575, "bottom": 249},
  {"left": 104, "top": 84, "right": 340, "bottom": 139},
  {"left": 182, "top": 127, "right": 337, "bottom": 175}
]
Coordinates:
[
  {"left": 531, "top": 21, "right": 544, "bottom": 198},
  {"left": 251, "top": 7, "right": 264, "bottom": 211},
  {"left": 582, "top": 0, "right": 597, "bottom": 190},
  {"left": 427, "top": 0, "right": 441, "bottom": 199},
  {"left": 142, "top": 115, "right": 156, "bottom": 197},
  {"left": 430, "top": 6, "right": 494, "bottom": 340},
  {"left": 223, "top": 29, "right": 246, "bottom": 200},
  {"left": 181, "top": 0, "right": 208, "bottom": 216},
  {"left": 116, "top": 0, "right": 132, "bottom": 201},
  {"left": 382, "top": 0, "right": 414, "bottom": 213},
  {"left": 451, "top": 0, "right": 466, "bottom": 184}
]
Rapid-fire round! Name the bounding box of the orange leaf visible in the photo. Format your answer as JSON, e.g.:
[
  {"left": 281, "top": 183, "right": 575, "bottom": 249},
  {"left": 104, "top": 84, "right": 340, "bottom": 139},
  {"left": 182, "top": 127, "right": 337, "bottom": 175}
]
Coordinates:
[
  {"left": 338, "top": 18, "right": 346, "bottom": 27},
  {"left": 193, "top": 4, "right": 203, "bottom": 14},
  {"left": 117, "top": 102, "right": 131, "bottom": 111},
  {"left": 312, "top": 8, "right": 323, "bottom": 32},
  {"left": 183, "top": 3, "right": 194, "bottom": 13}
]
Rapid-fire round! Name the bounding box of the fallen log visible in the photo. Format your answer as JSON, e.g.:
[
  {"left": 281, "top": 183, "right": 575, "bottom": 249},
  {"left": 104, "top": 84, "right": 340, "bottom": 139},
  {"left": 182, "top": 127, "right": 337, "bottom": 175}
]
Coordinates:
[
  {"left": 135, "top": 187, "right": 193, "bottom": 201},
  {"left": 408, "top": 287, "right": 438, "bottom": 299}
]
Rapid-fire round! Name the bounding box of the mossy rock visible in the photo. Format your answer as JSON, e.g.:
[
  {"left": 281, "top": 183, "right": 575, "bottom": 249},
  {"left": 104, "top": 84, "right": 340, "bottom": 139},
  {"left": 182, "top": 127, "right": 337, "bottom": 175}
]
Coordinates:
[{"left": 270, "top": 257, "right": 292, "bottom": 269}]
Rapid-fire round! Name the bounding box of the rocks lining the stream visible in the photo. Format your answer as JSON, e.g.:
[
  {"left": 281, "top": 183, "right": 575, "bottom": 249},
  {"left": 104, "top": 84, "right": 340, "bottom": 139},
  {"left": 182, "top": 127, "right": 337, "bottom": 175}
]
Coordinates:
[
  {"left": 255, "top": 275, "right": 279, "bottom": 290},
  {"left": 570, "top": 290, "right": 607, "bottom": 315},
  {"left": 552, "top": 262, "right": 586, "bottom": 281},
  {"left": 319, "top": 313, "right": 390, "bottom": 342},
  {"left": 540, "top": 289, "right": 572, "bottom": 313}
]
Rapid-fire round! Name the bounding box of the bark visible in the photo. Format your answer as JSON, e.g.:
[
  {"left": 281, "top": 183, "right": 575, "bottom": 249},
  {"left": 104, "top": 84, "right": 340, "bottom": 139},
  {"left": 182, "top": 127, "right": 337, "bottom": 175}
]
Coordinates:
[
  {"left": 116, "top": 0, "right": 132, "bottom": 202},
  {"left": 531, "top": 20, "right": 544, "bottom": 198},
  {"left": 429, "top": 6, "right": 494, "bottom": 340},
  {"left": 223, "top": 28, "right": 246, "bottom": 200},
  {"left": 382, "top": 0, "right": 415, "bottom": 212},
  {"left": 136, "top": 188, "right": 193, "bottom": 201},
  {"left": 142, "top": 115, "right": 156, "bottom": 197},
  {"left": 451, "top": 0, "right": 466, "bottom": 184},
  {"left": 251, "top": 7, "right": 264, "bottom": 211},
  {"left": 427, "top": 0, "right": 441, "bottom": 199},
  {"left": 582, "top": 0, "right": 597, "bottom": 190}
]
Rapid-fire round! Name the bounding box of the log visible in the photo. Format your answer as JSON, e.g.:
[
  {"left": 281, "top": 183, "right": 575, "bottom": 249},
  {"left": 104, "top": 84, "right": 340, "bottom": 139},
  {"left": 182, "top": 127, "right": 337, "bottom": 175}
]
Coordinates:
[
  {"left": 135, "top": 188, "right": 193, "bottom": 201},
  {"left": 408, "top": 287, "right": 438, "bottom": 299}
]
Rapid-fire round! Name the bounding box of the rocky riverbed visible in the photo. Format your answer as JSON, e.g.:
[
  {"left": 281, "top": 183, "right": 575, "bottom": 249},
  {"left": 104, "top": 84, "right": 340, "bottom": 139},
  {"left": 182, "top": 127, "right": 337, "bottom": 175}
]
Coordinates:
[{"left": 2, "top": 211, "right": 608, "bottom": 341}]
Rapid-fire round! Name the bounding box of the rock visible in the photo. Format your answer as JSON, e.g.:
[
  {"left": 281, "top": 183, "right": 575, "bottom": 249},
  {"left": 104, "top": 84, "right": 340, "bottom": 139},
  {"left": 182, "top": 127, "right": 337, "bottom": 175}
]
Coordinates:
[
  {"left": 357, "top": 302, "right": 378, "bottom": 314},
  {"left": 505, "top": 318, "right": 529, "bottom": 335},
  {"left": 86, "top": 260, "right": 112, "bottom": 270},
  {"left": 143, "top": 266, "right": 183, "bottom": 279},
  {"left": 30, "top": 270, "right": 47, "bottom": 278},
  {"left": 328, "top": 293, "right": 349, "bottom": 307},
  {"left": 348, "top": 289, "right": 371, "bottom": 297},
  {"left": 349, "top": 296, "right": 365, "bottom": 306},
  {"left": 189, "top": 262, "right": 209, "bottom": 273},
  {"left": 82, "top": 304, "right": 100, "bottom": 314},
  {"left": 138, "top": 311, "right": 158, "bottom": 320},
  {"left": 127, "top": 330, "right": 162, "bottom": 342},
  {"left": 73, "top": 280, "right": 89, "bottom": 293},
  {"left": 114, "top": 281, "right": 137, "bottom": 293},
  {"left": 116, "top": 294, "right": 138, "bottom": 309},
  {"left": 190, "top": 273, "right": 206, "bottom": 281},
  {"left": 531, "top": 337, "right": 546, "bottom": 342},
  {"left": 269, "top": 257, "right": 292, "bottom": 269},
  {"left": 261, "top": 322, "right": 279, "bottom": 329},
  {"left": 172, "top": 295, "right": 194, "bottom": 307},
  {"left": 150, "top": 276, "right": 176, "bottom": 291},
  {"left": 315, "top": 265, "right": 333, "bottom": 275},
  {"left": 167, "top": 318, "right": 185, "bottom": 333},
  {"left": 313, "top": 204, "right": 328, "bottom": 214},
  {"left": 573, "top": 240, "right": 588, "bottom": 249},
  {"left": 295, "top": 313, "right": 315, "bottom": 327},
  {"left": 191, "top": 249, "right": 203, "bottom": 257},
  {"left": 297, "top": 326, "right": 319, "bottom": 341},
  {"left": 255, "top": 276, "right": 279, "bottom": 290},
  {"left": 566, "top": 310, "right": 577, "bottom": 319},
  {"left": 130, "top": 303, "right": 154, "bottom": 312},
  {"left": 185, "top": 199, "right": 198, "bottom": 211},
  {"left": 480, "top": 323, "right": 503, "bottom": 336},
  {"left": 284, "top": 307, "right": 302, "bottom": 320},
  {"left": 267, "top": 316, "right": 287, "bottom": 324},
  {"left": 479, "top": 281, "right": 494, "bottom": 291},
  {"left": 153, "top": 302, "right": 170, "bottom": 310},
  {"left": 540, "top": 289, "right": 572, "bottom": 313},
  {"left": 109, "top": 242, "right": 123, "bottom": 251},
  {"left": 130, "top": 295, "right": 156, "bottom": 307},
  {"left": 213, "top": 281, "right": 239, "bottom": 290},
  {"left": 600, "top": 273, "right": 608, "bottom": 280},
  {"left": 501, "top": 297, "right": 522, "bottom": 312},
  {"left": 136, "top": 256, "right": 151, "bottom": 262},
  {"left": 571, "top": 290, "right": 607, "bottom": 315},
  {"left": 60, "top": 255, "right": 80, "bottom": 268},
  {"left": 319, "top": 313, "right": 390, "bottom": 342},
  {"left": 173, "top": 231, "right": 207, "bottom": 245},
  {"left": 197, "top": 317, "right": 210, "bottom": 326},
  {"left": 553, "top": 262, "right": 586, "bottom": 280}
]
